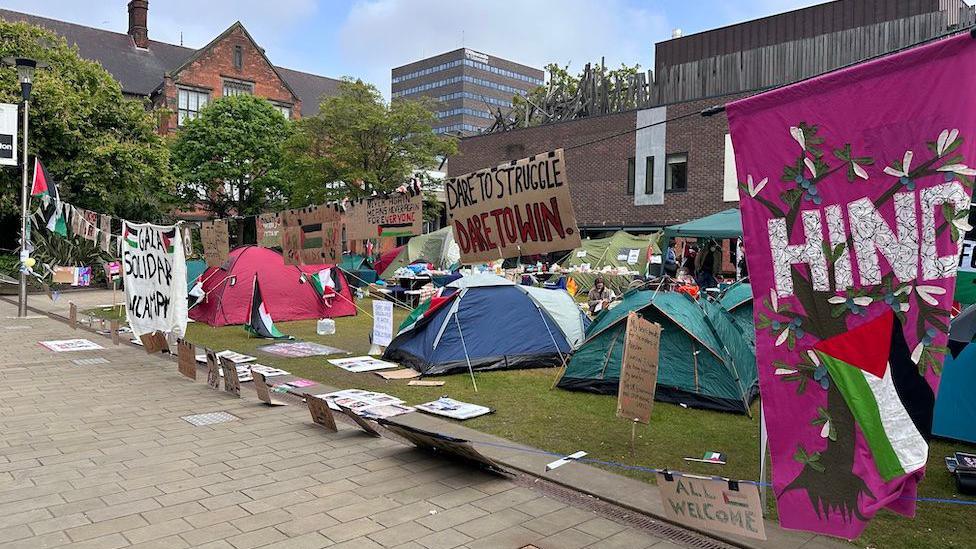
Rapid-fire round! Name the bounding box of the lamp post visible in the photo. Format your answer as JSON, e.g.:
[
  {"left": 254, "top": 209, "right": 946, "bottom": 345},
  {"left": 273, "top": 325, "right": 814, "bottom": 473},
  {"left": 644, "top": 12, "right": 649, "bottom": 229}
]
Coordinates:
[{"left": 4, "top": 57, "right": 42, "bottom": 317}]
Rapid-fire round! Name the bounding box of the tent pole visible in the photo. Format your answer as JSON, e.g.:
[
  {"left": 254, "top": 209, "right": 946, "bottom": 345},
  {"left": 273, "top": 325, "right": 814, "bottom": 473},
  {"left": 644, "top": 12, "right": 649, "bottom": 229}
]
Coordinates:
[
  {"left": 454, "top": 315, "right": 478, "bottom": 392},
  {"left": 533, "top": 305, "right": 569, "bottom": 390}
]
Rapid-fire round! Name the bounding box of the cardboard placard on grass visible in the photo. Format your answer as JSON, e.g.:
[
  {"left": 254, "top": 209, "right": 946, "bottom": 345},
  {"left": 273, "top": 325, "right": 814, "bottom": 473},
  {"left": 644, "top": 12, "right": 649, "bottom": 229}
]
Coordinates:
[
  {"left": 252, "top": 371, "right": 286, "bottom": 406},
  {"left": 376, "top": 369, "right": 421, "bottom": 380},
  {"left": 371, "top": 301, "right": 394, "bottom": 347},
  {"left": 616, "top": 312, "right": 661, "bottom": 425},
  {"left": 256, "top": 212, "right": 282, "bottom": 248},
  {"left": 306, "top": 395, "right": 338, "bottom": 432},
  {"left": 201, "top": 220, "right": 230, "bottom": 267},
  {"left": 206, "top": 350, "right": 221, "bottom": 390},
  {"left": 344, "top": 193, "right": 423, "bottom": 240},
  {"left": 139, "top": 331, "right": 169, "bottom": 354},
  {"left": 408, "top": 380, "right": 445, "bottom": 387},
  {"left": 177, "top": 339, "right": 197, "bottom": 380},
  {"left": 656, "top": 472, "right": 766, "bottom": 540},
  {"left": 219, "top": 356, "right": 241, "bottom": 397},
  {"left": 280, "top": 204, "right": 341, "bottom": 266},
  {"left": 69, "top": 302, "right": 77, "bottom": 329},
  {"left": 445, "top": 149, "right": 581, "bottom": 263},
  {"left": 110, "top": 320, "right": 120, "bottom": 346}
]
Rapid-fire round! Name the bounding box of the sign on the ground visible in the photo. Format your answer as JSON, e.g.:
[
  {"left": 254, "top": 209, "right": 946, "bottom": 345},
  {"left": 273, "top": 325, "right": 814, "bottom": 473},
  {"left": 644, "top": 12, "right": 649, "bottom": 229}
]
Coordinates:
[
  {"left": 252, "top": 371, "right": 286, "bottom": 406},
  {"left": 372, "top": 300, "right": 394, "bottom": 347},
  {"left": 306, "top": 395, "right": 338, "bottom": 432},
  {"left": 39, "top": 339, "right": 103, "bottom": 352},
  {"left": 220, "top": 356, "right": 241, "bottom": 397},
  {"left": 280, "top": 204, "right": 341, "bottom": 265},
  {"left": 656, "top": 472, "right": 766, "bottom": 540},
  {"left": 344, "top": 193, "right": 423, "bottom": 240},
  {"left": 177, "top": 339, "right": 196, "bottom": 380},
  {"left": 121, "top": 221, "right": 188, "bottom": 337},
  {"left": 138, "top": 331, "right": 169, "bottom": 354},
  {"left": 69, "top": 302, "right": 77, "bottom": 330},
  {"left": 201, "top": 220, "right": 229, "bottom": 267},
  {"left": 446, "top": 149, "right": 581, "bottom": 263},
  {"left": 110, "top": 320, "right": 120, "bottom": 346},
  {"left": 206, "top": 350, "right": 220, "bottom": 390},
  {"left": 617, "top": 313, "right": 661, "bottom": 424}
]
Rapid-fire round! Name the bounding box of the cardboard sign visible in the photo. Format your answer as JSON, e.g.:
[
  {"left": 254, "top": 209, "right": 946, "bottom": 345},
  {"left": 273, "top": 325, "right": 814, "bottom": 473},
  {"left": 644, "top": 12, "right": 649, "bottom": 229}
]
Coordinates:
[
  {"left": 306, "top": 395, "right": 338, "bottom": 432},
  {"left": 201, "top": 220, "right": 230, "bottom": 267},
  {"left": 52, "top": 266, "right": 76, "bottom": 285},
  {"left": 252, "top": 371, "right": 286, "bottom": 406},
  {"left": 336, "top": 404, "right": 383, "bottom": 437},
  {"left": 69, "top": 302, "right": 78, "bottom": 330},
  {"left": 378, "top": 419, "right": 506, "bottom": 474},
  {"left": 80, "top": 209, "right": 99, "bottom": 242},
  {"left": 121, "top": 221, "right": 188, "bottom": 337},
  {"left": 110, "top": 320, "right": 120, "bottom": 346},
  {"left": 219, "top": 357, "right": 241, "bottom": 397},
  {"left": 100, "top": 215, "right": 112, "bottom": 253},
  {"left": 177, "top": 338, "right": 196, "bottom": 380},
  {"left": 139, "top": 331, "right": 169, "bottom": 354},
  {"left": 39, "top": 339, "right": 103, "bottom": 352},
  {"left": 281, "top": 204, "right": 341, "bottom": 266},
  {"left": 446, "top": 149, "right": 581, "bottom": 263},
  {"left": 345, "top": 193, "right": 423, "bottom": 240},
  {"left": 616, "top": 313, "right": 662, "bottom": 424},
  {"left": 256, "top": 213, "right": 282, "bottom": 248},
  {"left": 656, "top": 473, "right": 766, "bottom": 540},
  {"left": 0, "top": 103, "right": 17, "bottom": 167},
  {"left": 206, "top": 350, "right": 221, "bottom": 390},
  {"left": 372, "top": 300, "right": 394, "bottom": 347}
]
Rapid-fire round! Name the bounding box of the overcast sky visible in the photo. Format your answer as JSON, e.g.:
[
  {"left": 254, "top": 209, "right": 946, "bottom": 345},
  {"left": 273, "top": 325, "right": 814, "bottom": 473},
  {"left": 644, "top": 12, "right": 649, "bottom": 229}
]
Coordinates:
[{"left": 4, "top": 0, "right": 828, "bottom": 97}]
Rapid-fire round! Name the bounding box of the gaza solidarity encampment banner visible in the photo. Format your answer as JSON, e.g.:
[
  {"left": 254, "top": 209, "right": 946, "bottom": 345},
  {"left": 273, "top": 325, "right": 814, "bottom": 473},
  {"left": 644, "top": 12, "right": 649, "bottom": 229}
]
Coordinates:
[
  {"left": 446, "top": 149, "right": 581, "bottom": 263},
  {"left": 727, "top": 33, "right": 976, "bottom": 539},
  {"left": 121, "top": 221, "right": 188, "bottom": 337}
]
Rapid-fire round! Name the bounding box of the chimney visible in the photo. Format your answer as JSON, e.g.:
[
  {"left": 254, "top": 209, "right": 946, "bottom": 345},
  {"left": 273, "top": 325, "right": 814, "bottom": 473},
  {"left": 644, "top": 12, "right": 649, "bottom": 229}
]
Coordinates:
[{"left": 127, "top": 0, "right": 149, "bottom": 49}]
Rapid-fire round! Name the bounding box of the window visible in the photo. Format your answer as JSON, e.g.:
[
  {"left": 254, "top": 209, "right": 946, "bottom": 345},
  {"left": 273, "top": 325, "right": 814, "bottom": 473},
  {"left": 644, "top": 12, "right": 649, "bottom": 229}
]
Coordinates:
[
  {"left": 222, "top": 79, "right": 253, "bottom": 97},
  {"left": 177, "top": 88, "right": 209, "bottom": 126},
  {"left": 644, "top": 156, "right": 655, "bottom": 195},
  {"left": 391, "top": 58, "right": 543, "bottom": 86},
  {"left": 393, "top": 75, "right": 530, "bottom": 99},
  {"left": 626, "top": 157, "right": 636, "bottom": 195},
  {"left": 272, "top": 103, "right": 292, "bottom": 120},
  {"left": 233, "top": 46, "right": 243, "bottom": 70},
  {"left": 665, "top": 153, "right": 688, "bottom": 192}
]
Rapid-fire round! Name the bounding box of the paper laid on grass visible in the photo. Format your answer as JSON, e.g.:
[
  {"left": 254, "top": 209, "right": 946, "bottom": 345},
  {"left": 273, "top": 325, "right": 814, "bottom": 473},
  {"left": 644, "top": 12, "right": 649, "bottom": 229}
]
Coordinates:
[
  {"left": 416, "top": 397, "right": 491, "bottom": 420},
  {"left": 40, "top": 339, "right": 104, "bottom": 352},
  {"left": 258, "top": 341, "right": 348, "bottom": 358},
  {"left": 316, "top": 389, "right": 405, "bottom": 412},
  {"left": 218, "top": 364, "right": 253, "bottom": 383},
  {"left": 408, "top": 380, "right": 445, "bottom": 387},
  {"left": 249, "top": 364, "right": 290, "bottom": 377},
  {"left": 329, "top": 356, "right": 399, "bottom": 373},
  {"left": 215, "top": 350, "right": 256, "bottom": 363},
  {"left": 359, "top": 403, "right": 414, "bottom": 419},
  {"left": 375, "top": 369, "right": 421, "bottom": 380},
  {"left": 287, "top": 378, "right": 317, "bottom": 388}
]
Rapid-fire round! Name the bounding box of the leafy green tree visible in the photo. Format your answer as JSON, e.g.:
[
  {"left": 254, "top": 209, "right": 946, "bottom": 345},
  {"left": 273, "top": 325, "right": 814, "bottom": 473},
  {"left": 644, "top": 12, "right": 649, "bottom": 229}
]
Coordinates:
[
  {"left": 170, "top": 94, "right": 291, "bottom": 240},
  {"left": 283, "top": 79, "right": 457, "bottom": 205},
  {"left": 0, "top": 21, "right": 174, "bottom": 248}
]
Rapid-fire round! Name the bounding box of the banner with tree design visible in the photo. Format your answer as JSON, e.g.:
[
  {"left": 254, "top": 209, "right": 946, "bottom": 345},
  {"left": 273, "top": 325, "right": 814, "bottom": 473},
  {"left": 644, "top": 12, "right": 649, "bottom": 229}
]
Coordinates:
[{"left": 728, "top": 33, "right": 976, "bottom": 539}]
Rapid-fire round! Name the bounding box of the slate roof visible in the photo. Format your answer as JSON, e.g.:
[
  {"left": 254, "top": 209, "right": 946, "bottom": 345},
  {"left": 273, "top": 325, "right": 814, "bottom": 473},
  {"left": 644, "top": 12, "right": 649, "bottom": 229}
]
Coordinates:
[{"left": 0, "top": 8, "right": 341, "bottom": 115}]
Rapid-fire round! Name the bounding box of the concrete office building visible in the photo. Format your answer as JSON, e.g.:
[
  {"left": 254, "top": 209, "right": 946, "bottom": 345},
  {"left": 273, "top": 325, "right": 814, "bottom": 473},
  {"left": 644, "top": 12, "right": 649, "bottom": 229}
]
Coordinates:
[{"left": 392, "top": 48, "right": 543, "bottom": 135}]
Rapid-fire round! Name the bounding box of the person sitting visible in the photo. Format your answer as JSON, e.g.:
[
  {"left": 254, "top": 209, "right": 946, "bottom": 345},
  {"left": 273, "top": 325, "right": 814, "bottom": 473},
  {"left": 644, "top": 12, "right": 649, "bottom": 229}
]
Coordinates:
[
  {"left": 588, "top": 276, "right": 616, "bottom": 314},
  {"left": 664, "top": 242, "right": 678, "bottom": 277}
]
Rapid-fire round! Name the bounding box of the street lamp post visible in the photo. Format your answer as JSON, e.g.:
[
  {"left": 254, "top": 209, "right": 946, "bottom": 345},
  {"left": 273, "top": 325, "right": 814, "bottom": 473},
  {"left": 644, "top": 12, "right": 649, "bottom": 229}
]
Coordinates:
[{"left": 4, "top": 57, "right": 41, "bottom": 317}]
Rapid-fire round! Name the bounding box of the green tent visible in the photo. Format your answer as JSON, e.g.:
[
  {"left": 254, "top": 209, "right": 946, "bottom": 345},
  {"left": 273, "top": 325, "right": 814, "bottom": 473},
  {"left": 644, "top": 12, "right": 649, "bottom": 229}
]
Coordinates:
[
  {"left": 380, "top": 227, "right": 460, "bottom": 279},
  {"left": 663, "top": 208, "right": 742, "bottom": 240},
  {"left": 718, "top": 282, "right": 754, "bottom": 342},
  {"left": 339, "top": 254, "right": 377, "bottom": 287},
  {"left": 560, "top": 230, "right": 660, "bottom": 272},
  {"left": 557, "top": 289, "right": 758, "bottom": 414}
]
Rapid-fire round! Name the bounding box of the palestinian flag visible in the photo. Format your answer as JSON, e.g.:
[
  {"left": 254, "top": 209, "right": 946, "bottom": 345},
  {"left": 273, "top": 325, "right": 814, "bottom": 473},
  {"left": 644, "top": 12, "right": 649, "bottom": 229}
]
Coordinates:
[
  {"left": 397, "top": 292, "right": 451, "bottom": 332},
  {"left": 160, "top": 228, "right": 176, "bottom": 254},
  {"left": 43, "top": 199, "right": 68, "bottom": 237},
  {"left": 30, "top": 158, "right": 51, "bottom": 197},
  {"left": 309, "top": 268, "right": 337, "bottom": 298},
  {"left": 122, "top": 224, "right": 139, "bottom": 249},
  {"left": 245, "top": 277, "right": 290, "bottom": 339},
  {"left": 812, "top": 310, "right": 933, "bottom": 481}
]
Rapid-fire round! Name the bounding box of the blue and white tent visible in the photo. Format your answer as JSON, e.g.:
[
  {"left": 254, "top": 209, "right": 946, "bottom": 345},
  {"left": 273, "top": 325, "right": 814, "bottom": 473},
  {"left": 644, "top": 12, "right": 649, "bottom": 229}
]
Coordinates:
[{"left": 383, "top": 273, "right": 588, "bottom": 376}]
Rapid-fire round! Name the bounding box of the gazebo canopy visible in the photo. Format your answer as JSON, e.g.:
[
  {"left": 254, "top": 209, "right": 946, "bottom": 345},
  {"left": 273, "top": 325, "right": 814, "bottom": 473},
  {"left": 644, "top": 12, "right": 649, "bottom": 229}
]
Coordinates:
[{"left": 663, "top": 208, "right": 742, "bottom": 240}]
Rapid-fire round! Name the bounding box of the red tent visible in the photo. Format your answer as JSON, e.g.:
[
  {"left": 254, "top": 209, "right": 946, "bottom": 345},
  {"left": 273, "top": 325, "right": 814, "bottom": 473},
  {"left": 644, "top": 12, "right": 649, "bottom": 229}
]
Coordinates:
[
  {"left": 373, "top": 245, "right": 404, "bottom": 278},
  {"left": 190, "top": 246, "right": 356, "bottom": 327}
]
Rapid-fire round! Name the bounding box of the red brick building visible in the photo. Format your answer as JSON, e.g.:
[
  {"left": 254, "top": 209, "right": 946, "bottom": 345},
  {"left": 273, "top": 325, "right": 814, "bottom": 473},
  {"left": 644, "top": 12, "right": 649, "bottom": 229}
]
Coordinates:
[{"left": 0, "top": 1, "right": 341, "bottom": 134}]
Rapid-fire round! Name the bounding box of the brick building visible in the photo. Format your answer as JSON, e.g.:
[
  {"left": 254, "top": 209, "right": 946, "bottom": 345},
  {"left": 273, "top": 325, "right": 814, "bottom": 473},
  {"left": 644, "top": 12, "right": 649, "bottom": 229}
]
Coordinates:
[
  {"left": 0, "top": 1, "right": 342, "bottom": 133},
  {"left": 449, "top": 0, "right": 974, "bottom": 236}
]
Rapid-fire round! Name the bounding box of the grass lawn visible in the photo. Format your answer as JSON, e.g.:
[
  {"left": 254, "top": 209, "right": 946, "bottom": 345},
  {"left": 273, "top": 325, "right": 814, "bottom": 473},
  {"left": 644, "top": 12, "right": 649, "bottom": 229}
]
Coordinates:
[{"left": 87, "top": 299, "right": 976, "bottom": 548}]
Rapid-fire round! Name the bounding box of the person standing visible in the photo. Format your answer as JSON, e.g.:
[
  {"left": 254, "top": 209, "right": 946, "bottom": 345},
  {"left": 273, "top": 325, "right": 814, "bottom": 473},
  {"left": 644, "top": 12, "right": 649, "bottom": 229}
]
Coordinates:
[{"left": 694, "top": 240, "right": 721, "bottom": 289}]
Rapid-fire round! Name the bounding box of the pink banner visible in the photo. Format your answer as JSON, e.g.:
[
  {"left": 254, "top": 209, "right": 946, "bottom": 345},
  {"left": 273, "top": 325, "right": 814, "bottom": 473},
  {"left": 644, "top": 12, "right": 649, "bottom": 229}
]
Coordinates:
[{"left": 728, "top": 33, "right": 976, "bottom": 539}]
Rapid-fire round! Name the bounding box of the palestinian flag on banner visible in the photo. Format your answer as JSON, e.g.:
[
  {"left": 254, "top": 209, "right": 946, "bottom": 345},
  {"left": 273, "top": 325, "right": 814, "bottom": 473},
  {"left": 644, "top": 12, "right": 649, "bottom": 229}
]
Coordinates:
[
  {"left": 160, "top": 227, "right": 176, "bottom": 254},
  {"left": 245, "top": 277, "right": 290, "bottom": 339},
  {"left": 812, "top": 310, "right": 934, "bottom": 481},
  {"left": 30, "top": 158, "right": 52, "bottom": 197},
  {"left": 122, "top": 224, "right": 139, "bottom": 249},
  {"left": 309, "top": 267, "right": 337, "bottom": 298}
]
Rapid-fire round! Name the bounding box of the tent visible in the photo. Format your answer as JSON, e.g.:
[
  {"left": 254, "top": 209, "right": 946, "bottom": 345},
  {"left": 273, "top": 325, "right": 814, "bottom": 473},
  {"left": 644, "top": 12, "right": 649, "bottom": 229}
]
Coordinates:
[
  {"left": 557, "top": 289, "right": 758, "bottom": 414},
  {"left": 663, "top": 208, "right": 742, "bottom": 240},
  {"left": 374, "top": 246, "right": 403, "bottom": 279},
  {"left": 383, "top": 273, "right": 588, "bottom": 376},
  {"left": 339, "top": 254, "right": 378, "bottom": 287},
  {"left": 560, "top": 230, "right": 661, "bottom": 272},
  {"left": 718, "top": 282, "right": 754, "bottom": 341},
  {"left": 189, "top": 246, "right": 356, "bottom": 326},
  {"left": 379, "top": 227, "right": 460, "bottom": 279},
  {"left": 186, "top": 259, "right": 207, "bottom": 292},
  {"left": 933, "top": 304, "right": 976, "bottom": 444}
]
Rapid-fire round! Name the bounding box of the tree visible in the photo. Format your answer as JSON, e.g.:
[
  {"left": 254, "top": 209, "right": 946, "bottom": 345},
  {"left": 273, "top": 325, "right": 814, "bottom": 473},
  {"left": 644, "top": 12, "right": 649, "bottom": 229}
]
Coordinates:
[
  {"left": 170, "top": 94, "right": 291, "bottom": 240},
  {"left": 0, "top": 21, "right": 174, "bottom": 248},
  {"left": 283, "top": 79, "right": 457, "bottom": 205}
]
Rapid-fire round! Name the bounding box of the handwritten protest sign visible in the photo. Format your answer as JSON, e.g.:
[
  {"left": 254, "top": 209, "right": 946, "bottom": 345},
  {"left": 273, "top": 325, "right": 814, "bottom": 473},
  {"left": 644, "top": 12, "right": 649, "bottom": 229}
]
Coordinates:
[
  {"left": 306, "top": 396, "right": 338, "bottom": 432},
  {"left": 220, "top": 356, "right": 241, "bottom": 397},
  {"left": 281, "top": 204, "right": 341, "bottom": 266},
  {"left": 177, "top": 339, "right": 196, "bottom": 380},
  {"left": 446, "top": 149, "right": 581, "bottom": 263},
  {"left": 372, "top": 300, "right": 394, "bottom": 347},
  {"left": 617, "top": 313, "right": 661, "bottom": 424},
  {"left": 201, "top": 220, "right": 229, "bottom": 267},
  {"left": 656, "top": 473, "right": 766, "bottom": 540},
  {"left": 345, "top": 193, "right": 423, "bottom": 240},
  {"left": 256, "top": 213, "right": 282, "bottom": 248},
  {"left": 100, "top": 215, "right": 112, "bottom": 252},
  {"left": 121, "top": 221, "right": 187, "bottom": 337},
  {"left": 206, "top": 350, "right": 220, "bottom": 390}
]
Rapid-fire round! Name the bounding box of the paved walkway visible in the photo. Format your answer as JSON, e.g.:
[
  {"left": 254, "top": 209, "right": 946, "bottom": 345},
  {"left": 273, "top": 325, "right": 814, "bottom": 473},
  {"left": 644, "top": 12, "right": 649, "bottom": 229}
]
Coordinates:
[{"left": 0, "top": 297, "right": 683, "bottom": 549}]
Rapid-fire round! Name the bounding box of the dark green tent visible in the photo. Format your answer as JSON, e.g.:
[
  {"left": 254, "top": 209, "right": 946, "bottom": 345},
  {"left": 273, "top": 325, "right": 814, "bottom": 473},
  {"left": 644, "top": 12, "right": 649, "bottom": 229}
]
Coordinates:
[
  {"left": 557, "top": 290, "right": 758, "bottom": 414},
  {"left": 718, "top": 282, "right": 754, "bottom": 343},
  {"left": 339, "top": 254, "right": 377, "bottom": 287}
]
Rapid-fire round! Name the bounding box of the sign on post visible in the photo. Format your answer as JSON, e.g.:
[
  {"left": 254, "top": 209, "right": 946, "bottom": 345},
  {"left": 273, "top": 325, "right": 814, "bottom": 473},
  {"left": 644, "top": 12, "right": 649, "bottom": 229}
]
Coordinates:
[
  {"left": 256, "top": 213, "right": 282, "bottom": 248},
  {"left": 616, "top": 312, "right": 661, "bottom": 424},
  {"left": 281, "top": 204, "right": 341, "bottom": 266},
  {"left": 372, "top": 300, "right": 394, "bottom": 347},
  {"left": 344, "top": 193, "right": 423, "bottom": 240},
  {"left": 445, "top": 149, "right": 581, "bottom": 263},
  {"left": 201, "top": 220, "right": 230, "bottom": 267},
  {"left": 656, "top": 472, "right": 766, "bottom": 540},
  {"left": 0, "top": 103, "right": 17, "bottom": 167}
]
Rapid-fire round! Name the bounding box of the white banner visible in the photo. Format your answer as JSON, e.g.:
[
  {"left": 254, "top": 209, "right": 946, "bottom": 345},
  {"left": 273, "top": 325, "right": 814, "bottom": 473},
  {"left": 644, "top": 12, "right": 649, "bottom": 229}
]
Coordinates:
[
  {"left": 0, "top": 103, "right": 16, "bottom": 167},
  {"left": 372, "top": 300, "right": 394, "bottom": 347},
  {"left": 121, "top": 221, "right": 188, "bottom": 337}
]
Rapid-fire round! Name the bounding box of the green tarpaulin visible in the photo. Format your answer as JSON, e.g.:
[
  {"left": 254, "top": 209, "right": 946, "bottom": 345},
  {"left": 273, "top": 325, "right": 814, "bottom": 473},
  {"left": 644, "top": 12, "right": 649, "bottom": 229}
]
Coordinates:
[
  {"left": 380, "top": 227, "right": 461, "bottom": 279},
  {"left": 560, "top": 231, "right": 660, "bottom": 272},
  {"left": 663, "top": 209, "right": 742, "bottom": 240}
]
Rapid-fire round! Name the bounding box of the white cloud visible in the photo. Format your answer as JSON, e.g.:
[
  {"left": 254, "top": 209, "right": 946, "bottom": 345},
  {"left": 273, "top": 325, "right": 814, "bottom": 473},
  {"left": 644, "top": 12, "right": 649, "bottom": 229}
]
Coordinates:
[{"left": 336, "top": 0, "right": 671, "bottom": 98}]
